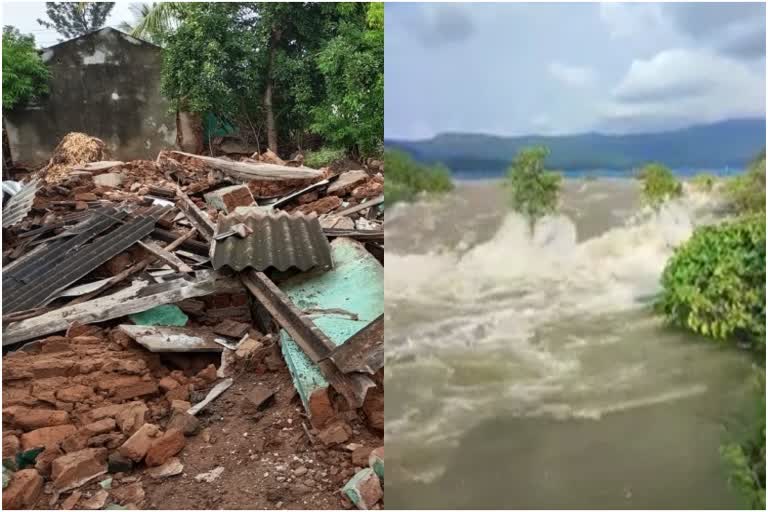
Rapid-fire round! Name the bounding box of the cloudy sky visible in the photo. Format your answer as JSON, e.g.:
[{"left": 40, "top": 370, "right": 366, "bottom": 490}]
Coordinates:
[
  {"left": 1, "top": 2, "right": 135, "bottom": 48},
  {"left": 385, "top": 2, "right": 766, "bottom": 139}
]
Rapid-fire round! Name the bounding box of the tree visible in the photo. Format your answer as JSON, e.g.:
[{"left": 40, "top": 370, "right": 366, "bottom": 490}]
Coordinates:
[
  {"left": 505, "top": 146, "right": 562, "bottom": 225},
  {"left": 2, "top": 26, "right": 50, "bottom": 110},
  {"left": 117, "top": 2, "right": 180, "bottom": 46},
  {"left": 636, "top": 162, "right": 682, "bottom": 208},
  {"left": 37, "top": 2, "right": 114, "bottom": 40},
  {"left": 312, "top": 2, "right": 384, "bottom": 157}
]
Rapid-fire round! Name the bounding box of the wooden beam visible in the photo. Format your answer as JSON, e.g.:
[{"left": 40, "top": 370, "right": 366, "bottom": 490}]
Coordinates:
[{"left": 172, "top": 152, "right": 323, "bottom": 181}]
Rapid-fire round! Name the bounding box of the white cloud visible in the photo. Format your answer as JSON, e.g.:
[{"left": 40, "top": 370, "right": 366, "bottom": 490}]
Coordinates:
[
  {"left": 601, "top": 48, "right": 765, "bottom": 131},
  {"left": 599, "top": 2, "right": 666, "bottom": 39},
  {"left": 548, "top": 62, "right": 596, "bottom": 87}
]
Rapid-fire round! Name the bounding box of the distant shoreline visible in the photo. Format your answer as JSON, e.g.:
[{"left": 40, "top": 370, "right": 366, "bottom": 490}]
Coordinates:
[{"left": 451, "top": 167, "right": 745, "bottom": 182}]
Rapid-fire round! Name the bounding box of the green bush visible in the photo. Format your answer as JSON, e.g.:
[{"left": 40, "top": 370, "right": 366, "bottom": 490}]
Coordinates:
[
  {"left": 721, "top": 370, "right": 765, "bottom": 510},
  {"left": 504, "top": 146, "right": 561, "bottom": 221},
  {"left": 726, "top": 154, "right": 765, "bottom": 214},
  {"left": 657, "top": 215, "right": 766, "bottom": 353},
  {"left": 690, "top": 172, "right": 717, "bottom": 192},
  {"left": 637, "top": 163, "right": 682, "bottom": 207},
  {"left": 384, "top": 149, "right": 453, "bottom": 206},
  {"left": 304, "top": 147, "right": 346, "bottom": 169},
  {"left": 2, "top": 26, "right": 50, "bottom": 110}
]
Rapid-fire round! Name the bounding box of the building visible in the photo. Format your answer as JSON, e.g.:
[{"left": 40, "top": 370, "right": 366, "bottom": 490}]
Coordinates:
[{"left": 4, "top": 27, "right": 177, "bottom": 168}]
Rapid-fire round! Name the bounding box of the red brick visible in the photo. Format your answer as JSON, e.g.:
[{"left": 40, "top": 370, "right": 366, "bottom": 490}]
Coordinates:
[
  {"left": 70, "top": 335, "right": 102, "bottom": 345},
  {"left": 50, "top": 447, "right": 108, "bottom": 491},
  {"left": 145, "top": 428, "right": 186, "bottom": 467},
  {"left": 115, "top": 401, "right": 148, "bottom": 435},
  {"left": 4, "top": 406, "right": 70, "bottom": 431},
  {"left": 41, "top": 337, "right": 72, "bottom": 353},
  {"left": 362, "top": 386, "right": 383, "bottom": 431},
  {"left": 83, "top": 418, "right": 116, "bottom": 436},
  {"left": 56, "top": 384, "right": 94, "bottom": 403},
  {"left": 230, "top": 292, "right": 249, "bottom": 307},
  {"left": 196, "top": 364, "right": 218, "bottom": 384},
  {"left": 308, "top": 387, "right": 336, "bottom": 429},
  {"left": 165, "top": 384, "right": 190, "bottom": 402},
  {"left": 352, "top": 446, "right": 374, "bottom": 467},
  {"left": 317, "top": 421, "right": 352, "bottom": 446},
  {"left": 3, "top": 434, "right": 20, "bottom": 456},
  {"left": 2, "top": 469, "right": 43, "bottom": 509},
  {"left": 159, "top": 376, "right": 180, "bottom": 392},
  {"left": 112, "top": 380, "right": 159, "bottom": 402},
  {"left": 20, "top": 424, "right": 77, "bottom": 451},
  {"left": 118, "top": 423, "right": 160, "bottom": 462},
  {"left": 213, "top": 319, "right": 250, "bottom": 338},
  {"left": 295, "top": 195, "right": 342, "bottom": 215},
  {"left": 30, "top": 358, "right": 75, "bottom": 378}
]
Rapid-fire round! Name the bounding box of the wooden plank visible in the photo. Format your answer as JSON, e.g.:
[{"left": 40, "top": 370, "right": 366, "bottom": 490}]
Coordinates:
[
  {"left": 175, "top": 187, "right": 215, "bottom": 242},
  {"left": 139, "top": 240, "right": 194, "bottom": 273},
  {"left": 335, "top": 196, "right": 384, "bottom": 217},
  {"left": 2, "top": 272, "right": 243, "bottom": 345},
  {"left": 152, "top": 228, "right": 210, "bottom": 256},
  {"left": 328, "top": 314, "right": 384, "bottom": 374},
  {"left": 117, "top": 325, "right": 224, "bottom": 353},
  {"left": 172, "top": 152, "right": 323, "bottom": 181}
]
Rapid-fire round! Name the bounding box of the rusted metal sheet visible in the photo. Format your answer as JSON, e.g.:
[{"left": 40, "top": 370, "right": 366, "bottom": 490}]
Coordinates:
[
  {"left": 212, "top": 209, "right": 332, "bottom": 272},
  {"left": 2, "top": 179, "right": 40, "bottom": 228},
  {"left": 328, "top": 314, "right": 384, "bottom": 374},
  {"left": 2, "top": 206, "right": 168, "bottom": 313}
]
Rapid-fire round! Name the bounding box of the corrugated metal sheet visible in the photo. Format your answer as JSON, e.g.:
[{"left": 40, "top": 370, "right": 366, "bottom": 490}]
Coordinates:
[
  {"left": 2, "top": 179, "right": 40, "bottom": 228},
  {"left": 211, "top": 209, "right": 332, "bottom": 272},
  {"left": 3, "top": 205, "right": 169, "bottom": 313}
]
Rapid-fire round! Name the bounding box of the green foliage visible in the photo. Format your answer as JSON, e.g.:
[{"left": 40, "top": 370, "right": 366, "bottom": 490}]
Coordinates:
[
  {"left": 726, "top": 152, "right": 765, "bottom": 214},
  {"left": 2, "top": 27, "right": 50, "bottom": 110},
  {"left": 160, "top": 3, "right": 382, "bottom": 158},
  {"left": 311, "top": 2, "right": 383, "bottom": 157},
  {"left": 504, "top": 146, "right": 562, "bottom": 221},
  {"left": 37, "top": 2, "right": 114, "bottom": 40},
  {"left": 637, "top": 163, "right": 682, "bottom": 207},
  {"left": 304, "top": 147, "right": 346, "bottom": 169},
  {"left": 721, "top": 370, "right": 765, "bottom": 510},
  {"left": 385, "top": 149, "right": 453, "bottom": 206},
  {"left": 657, "top": 215, "right": 766, "bottom": 353},
  {"left": 118, "top": 2, "right": 180, "bottom": 46},
  {"left": 690, "top": 172, "right": 717, "bottom": 192}
]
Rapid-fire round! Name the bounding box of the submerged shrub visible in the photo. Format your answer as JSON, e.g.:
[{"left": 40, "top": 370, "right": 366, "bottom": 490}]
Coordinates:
[
  {"left": 384, "top": 149, "right": 453, "bottom": 206},
  {"left": 504, "top": 146, "right": 561, "bottom": 222},
  {"left": 657, "top": 215, "right": 766, "bottom": 353},
  {"left": 691, "top": 172, "right": 717, "bottom": 192},
  {"left": 721, "top": 370, "right": 766, "bottom": 510},
  {"left": 637, "top": 163, "right": 682, "bottom": 207},
  {"left": 726, "top": 154, "right": 765, "bottom": 214},
  {"left": 304, "top": 147, "right": 346, "bottom": 169}
]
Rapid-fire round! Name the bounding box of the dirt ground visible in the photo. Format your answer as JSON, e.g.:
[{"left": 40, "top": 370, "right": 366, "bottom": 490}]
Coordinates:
[{"left": 142, "top": 368, "right": 382, "bottom": 510}]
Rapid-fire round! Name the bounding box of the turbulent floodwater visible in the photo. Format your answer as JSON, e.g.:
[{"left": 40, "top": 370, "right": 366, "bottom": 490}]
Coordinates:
[{"left": 385, "top": 179, "right": 756, "bottom": 509}]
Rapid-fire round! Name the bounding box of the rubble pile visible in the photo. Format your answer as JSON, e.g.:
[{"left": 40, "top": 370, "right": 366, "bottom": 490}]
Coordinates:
[{"left": 2, "top": 133, "right": 384, "bottom": 510}]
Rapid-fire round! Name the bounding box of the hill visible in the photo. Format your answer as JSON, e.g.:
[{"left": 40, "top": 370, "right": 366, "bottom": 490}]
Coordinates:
[{"left": 385, "top": 118, "right": 766, "bottom": 174}]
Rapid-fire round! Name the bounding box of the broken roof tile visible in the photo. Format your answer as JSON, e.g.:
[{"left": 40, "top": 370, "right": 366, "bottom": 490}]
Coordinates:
[{"left": 211, "top": 209, "right": 332, "bottom": 272}]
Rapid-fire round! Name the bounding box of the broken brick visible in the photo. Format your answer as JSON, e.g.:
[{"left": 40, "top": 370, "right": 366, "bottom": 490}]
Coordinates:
[
  {"left": 204, "top": 184, "right": 255, "bottom": 213},
  {"left": 20, "top": 424, "right": 78, "bottom": 451},
  {"left": 83, "top": 418, "right": 116, "bottom": 436},
  {"left": 145, "top": 428, "right": 186, "bottom": 467},
  {"left": 341, "top": 468, "right": 382, "bottom": 510},
  {"left": 51, "top": 447, "right": 108, "bottom": 491},
  {"left": 317, "top": 421, "right": 352, "bottom": 446},
  {"left": 213, "top": 319, "right": 250, "bottom": 338},
  {"left": 4, "top": 406, "right": 70, "bottom": 431},
  {"left": 118, "top": 423, "right": 161, "bottom": 462},
  {"left": 2, "top": 469, "right": 43, "bottom": 509},
  {"left": 166, "top": 410, "right": 199, "bottom": 436}
]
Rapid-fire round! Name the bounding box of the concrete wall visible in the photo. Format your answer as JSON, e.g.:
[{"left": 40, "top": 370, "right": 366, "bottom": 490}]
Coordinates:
[{"left": 5, "top": 28, "right": 177, "bottom": 167}]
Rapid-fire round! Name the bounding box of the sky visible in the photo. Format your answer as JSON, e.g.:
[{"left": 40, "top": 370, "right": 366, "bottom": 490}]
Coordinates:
[
  {"left": 385, "top": 2, "right": 767, "bottom": 139},
  {"left": 1, "top": 1, "right": 135, "bottom": 48}
]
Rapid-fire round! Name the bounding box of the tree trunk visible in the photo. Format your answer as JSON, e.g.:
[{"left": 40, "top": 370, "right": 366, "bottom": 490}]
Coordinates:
[{"left": 264, "top": 28, "right": 280, "bottom": 155}]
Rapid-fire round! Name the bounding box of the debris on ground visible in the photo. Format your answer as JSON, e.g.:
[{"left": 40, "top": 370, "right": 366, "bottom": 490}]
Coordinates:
[{"left": 2, "top": 133, "right": 384, "bottom": 510}]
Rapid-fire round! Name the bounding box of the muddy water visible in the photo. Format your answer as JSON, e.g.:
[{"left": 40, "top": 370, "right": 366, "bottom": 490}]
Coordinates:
[{"left": 385, "top": 179, "right": 755, "bottom": 509}]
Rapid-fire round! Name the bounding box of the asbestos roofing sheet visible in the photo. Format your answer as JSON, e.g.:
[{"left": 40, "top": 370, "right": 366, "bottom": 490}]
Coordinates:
[{"left": 211, "top": 209, "right": 332, "bottom": 272}]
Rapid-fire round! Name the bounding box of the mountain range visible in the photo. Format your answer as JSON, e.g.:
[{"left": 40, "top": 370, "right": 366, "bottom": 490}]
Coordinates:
[{"left": 385, "top": 118, "right": 766, "bottom": 174}]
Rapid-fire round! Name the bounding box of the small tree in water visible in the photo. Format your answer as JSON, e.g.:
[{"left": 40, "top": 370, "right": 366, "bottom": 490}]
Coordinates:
[
  {"left": 505, "top": 146, "right": 562, "bottom": 228},
  {"left": 637, "top": 162, "right": 682, "bottom": 208}
]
